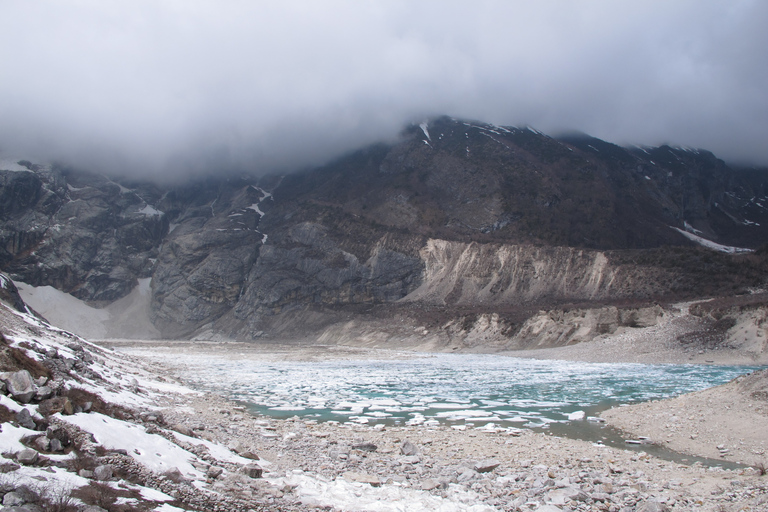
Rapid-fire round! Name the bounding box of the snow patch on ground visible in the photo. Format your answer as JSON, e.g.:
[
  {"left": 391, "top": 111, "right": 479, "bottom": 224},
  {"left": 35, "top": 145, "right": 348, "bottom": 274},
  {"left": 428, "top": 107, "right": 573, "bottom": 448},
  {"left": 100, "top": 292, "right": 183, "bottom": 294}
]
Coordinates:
[
  {"left": 270, "top": 471, "right": 498, "bottom": 512},
  {"left": 17, "top": 279, "right": 160, "bottom": 340},
  {"left": 63, "top": 412, "right": 203, "bottom": 479}
]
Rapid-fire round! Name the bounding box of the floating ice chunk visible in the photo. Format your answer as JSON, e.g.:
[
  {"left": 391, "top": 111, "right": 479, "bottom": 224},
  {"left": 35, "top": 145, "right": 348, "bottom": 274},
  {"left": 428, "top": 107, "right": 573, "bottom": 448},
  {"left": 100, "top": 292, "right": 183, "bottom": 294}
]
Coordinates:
[{"left": 567, "top": 410, "right": 585, "bottom": 421}]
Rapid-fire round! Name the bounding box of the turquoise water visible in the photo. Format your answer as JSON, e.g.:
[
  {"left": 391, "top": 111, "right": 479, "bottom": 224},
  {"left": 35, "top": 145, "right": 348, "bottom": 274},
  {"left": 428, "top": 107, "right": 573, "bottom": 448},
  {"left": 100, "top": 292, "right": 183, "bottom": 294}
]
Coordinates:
[{"left": 151, "top": 353, "right": 763, "bottom": 428}]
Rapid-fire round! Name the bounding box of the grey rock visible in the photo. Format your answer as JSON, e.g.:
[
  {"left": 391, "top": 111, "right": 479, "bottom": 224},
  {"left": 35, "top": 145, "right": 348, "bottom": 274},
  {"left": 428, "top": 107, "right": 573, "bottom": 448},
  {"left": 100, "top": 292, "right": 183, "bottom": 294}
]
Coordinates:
[
  {"left": 49, "top": 438, "right": 63, "bottom": 452},
  {"left": 16, "top": 449, "right": 38, "bottom": 465},
  {"left": 343, "top": 471, "right": 381, "bottom": 487},
  {"left": 93, "top": 464, "right": 114, "bottom": 481},
  {"left": 16, "top": 409, "right": 36, "bottom": 430},
  {"left": 474, "top": 458, "right": 501, "bottom": 473},
  {"left": 3, "top": 371, "right": 37, "bottom": 403},
  {"left": 82, "top": 506, "right": 109, "bottom": 512},
  {"left": 242, "top": 464, "right": 263, "bottom": 478},
  {"left": 172, "top": 423, "right": 195, "bottom": 437},
  {"left": 400, "top": 439, "right": 419, "bottom": 456},
  {"left": 79, "top": 469, "right": 95, "bottom": 479},
  {"left": 33, "top": 436, "right": 50, "bottom": 452},
  {"left": 207, "top": 466, "right": 224, "bottom": 479},
  {"left": 3, "top": 492, "right": 26, "bottom": 507},
  {"left": 636, "top": 500, "right": 669, "bottom": 512},
  {"left": 33, "top": 386, "right": 52, "bottom": 401},
  {"left": 352, "top": 442, "right": 377, "bottom": 452},
  {"left": 3, "top": 485, "right": 38, "bottom": 505}
]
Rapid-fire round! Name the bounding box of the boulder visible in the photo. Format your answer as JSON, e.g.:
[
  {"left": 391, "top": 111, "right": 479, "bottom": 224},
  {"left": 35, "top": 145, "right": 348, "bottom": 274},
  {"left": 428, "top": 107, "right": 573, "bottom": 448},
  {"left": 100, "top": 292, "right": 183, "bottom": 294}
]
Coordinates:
[
  {"left": 352, "top": 442, "right": 377, "bottom": 452},
  {"left": 636, "top": 500, "right": 669, "bottom": 512},
  {"left": 33, "top": 436, "right": 50, "bottom": 452},
  {"left": 207, "top": 466, "right": 224, "bottom": 479},
  {"left": 400, "top": 439, "right": 419, "bottom": 456},
  {"left": 16, "top": 449, "right": 38, "bottom": 465},
  {"left": 343, "top": 471, "right": 381, "bottom": 487},
  {"left": 242, "top": 464, "right": 263, "bottom": 479},
  {"left": 93, "top": 464, "right": 114, "bottom": 481},
  {"left": 474, "top": 459, "right": 500, "bottom": 473},
  {"left": 3, "top": 371, "right": 37, "bottom": 403},
  {"left": 172, "top": 423, "right": 195, "bottom": 437},
  {"left": 34, "top": 386, "right": 53, "bottom": 401},
  {"left": 16, "top": 409, "right": 36, "bottom": 430},
  {"left": 38, "top": 397, "right": 74, "bottom": 416}
]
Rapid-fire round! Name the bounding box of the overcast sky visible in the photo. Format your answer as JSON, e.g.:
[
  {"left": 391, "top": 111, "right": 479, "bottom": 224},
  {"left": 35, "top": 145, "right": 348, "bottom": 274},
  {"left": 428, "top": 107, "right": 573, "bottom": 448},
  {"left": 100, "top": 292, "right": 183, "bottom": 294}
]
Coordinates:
[{"left": 1, "top": 1, "right": 766, "bottom": 179}]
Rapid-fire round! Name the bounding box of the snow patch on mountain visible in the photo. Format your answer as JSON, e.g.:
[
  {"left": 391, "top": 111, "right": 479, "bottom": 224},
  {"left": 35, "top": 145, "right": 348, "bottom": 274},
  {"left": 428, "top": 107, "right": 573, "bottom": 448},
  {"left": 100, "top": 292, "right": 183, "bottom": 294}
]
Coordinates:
[{"left": 671, "top": 227, "right": 752, "bottom": 253}]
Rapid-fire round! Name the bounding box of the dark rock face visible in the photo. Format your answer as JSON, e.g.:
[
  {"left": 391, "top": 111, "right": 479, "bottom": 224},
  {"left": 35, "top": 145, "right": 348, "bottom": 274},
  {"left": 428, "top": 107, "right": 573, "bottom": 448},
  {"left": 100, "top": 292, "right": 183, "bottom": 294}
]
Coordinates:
[
  {"left": 2, "top": 117, "right": 768, "bottom": 340},
  {"left": 0, "top": 166, "right": 167, "bottom": 302}
]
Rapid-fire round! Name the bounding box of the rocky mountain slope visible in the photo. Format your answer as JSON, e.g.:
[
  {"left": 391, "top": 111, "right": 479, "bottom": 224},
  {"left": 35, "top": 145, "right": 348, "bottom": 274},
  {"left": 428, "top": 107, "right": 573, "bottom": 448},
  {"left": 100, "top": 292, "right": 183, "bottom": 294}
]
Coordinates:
[{"left": 1, "top": 117, "right": 768, "bottom": 343}]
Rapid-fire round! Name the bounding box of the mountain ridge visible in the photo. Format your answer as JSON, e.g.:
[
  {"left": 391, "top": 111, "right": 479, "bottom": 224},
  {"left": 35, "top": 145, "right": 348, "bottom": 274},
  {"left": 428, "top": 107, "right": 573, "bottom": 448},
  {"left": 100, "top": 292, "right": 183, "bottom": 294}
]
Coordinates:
[{"left": 2, "top": 116, "right": 767, "bottom": 342}]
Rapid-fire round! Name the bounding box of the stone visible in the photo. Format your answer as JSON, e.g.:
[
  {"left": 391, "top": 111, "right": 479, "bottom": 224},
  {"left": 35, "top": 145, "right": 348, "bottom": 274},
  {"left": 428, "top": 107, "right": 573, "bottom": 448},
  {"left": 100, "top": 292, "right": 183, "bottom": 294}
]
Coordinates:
[
  {"left": 172, "top": 423, "right": 195, "bottom": 437},
  {"left": 93, "top": 464, "right": 114, "bottom": 481},
  {"left": 45, "top": 425, "right": 71, "bottom": 446},
  {"left": 400, "top": 440, "right": 419, "bottom": 456},
  {"left": 242, "top": 464, "right": 263, "bottom": 478},
  {"left": 420, "top": 478, "right": 441, "bottom": 491},
  {"left": 547, "top": 487, "right": 581, "bottom": 506},
  {"left": 38, "top": 397, "right": 74, "bottom": 416},
  {"left": 343, "top": 471, "right": 381, "bottom": 487},
  {"left": 207, "top": 466, "right": 224, "bottom": 479},
  {"left": 49, "top": 438, "right": 63, "bottom": 452},
  {"left": 474, "top": 458, "right": 501, "bottom": 473},
  {"left": 240, "top": 451, "right": 260, "bottom": 460},
  {"left": 162, "top": 467, "right": 186, "bottom": 483},
  {"left": 33, "top": 436, "right": 50, "bottom": 452},
  {"left": 636, "top": 500, "right": 669, "bottom": 512},
  {"left": 34, "top": 386, "right": 53, "bottom": 401},
  {"left": 352, "top": 442, "right": 378, "bottom": 452},
  {"left": 17, "top": 449, "right": 38, "bottom": 465},
  {"left": 3, "top": 370, "right": 37, "bottom": 403},
  {"left": 79, "top": 469, "right": 95, "bottom": 479},
  {"left": 16, "top": 409, "right": 36, "bottom": 430},
  {"left": 401, "top": 455, "right": 420, "bottom": 464},
  {"left": 2, "top": 492, "right": 26, "bottom": 507}
]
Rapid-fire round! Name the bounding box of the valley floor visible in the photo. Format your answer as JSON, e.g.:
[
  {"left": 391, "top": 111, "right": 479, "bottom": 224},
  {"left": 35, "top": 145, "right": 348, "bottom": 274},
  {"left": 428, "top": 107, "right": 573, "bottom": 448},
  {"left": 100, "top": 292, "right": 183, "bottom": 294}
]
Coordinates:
[{"left": 95, "top": 338, "right": 768, "bottom": 511}]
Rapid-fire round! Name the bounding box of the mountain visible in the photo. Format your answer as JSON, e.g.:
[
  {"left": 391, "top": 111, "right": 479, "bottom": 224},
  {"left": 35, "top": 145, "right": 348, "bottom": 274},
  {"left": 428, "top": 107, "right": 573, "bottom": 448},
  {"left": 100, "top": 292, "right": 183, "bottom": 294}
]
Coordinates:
[{"left": 1, "top": 117, "right": 767, "bottom": 343}]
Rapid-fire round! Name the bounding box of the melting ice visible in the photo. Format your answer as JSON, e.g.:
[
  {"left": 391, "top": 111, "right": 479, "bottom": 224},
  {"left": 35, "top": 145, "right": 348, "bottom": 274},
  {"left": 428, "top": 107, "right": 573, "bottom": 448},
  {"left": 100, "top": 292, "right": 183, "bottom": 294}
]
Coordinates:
[{"left": 125, "top": 352, "right": 760, "bottom": 429}]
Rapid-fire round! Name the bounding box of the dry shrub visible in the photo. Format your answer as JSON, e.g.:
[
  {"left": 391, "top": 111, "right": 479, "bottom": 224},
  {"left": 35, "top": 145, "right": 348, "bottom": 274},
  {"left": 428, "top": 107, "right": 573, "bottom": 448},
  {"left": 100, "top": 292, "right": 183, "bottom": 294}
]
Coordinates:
[
  {"left": 71, "top": 481, "right": 151, "bottom": 511},
  {"left": 0, "top": 403, "right": 15, "bottom": 424},
  {"left": 61, "top": 387, "right": 133, "bottom": 420},
  {"left": 0, "top": 333, "right": 51, "bottom": 379}
]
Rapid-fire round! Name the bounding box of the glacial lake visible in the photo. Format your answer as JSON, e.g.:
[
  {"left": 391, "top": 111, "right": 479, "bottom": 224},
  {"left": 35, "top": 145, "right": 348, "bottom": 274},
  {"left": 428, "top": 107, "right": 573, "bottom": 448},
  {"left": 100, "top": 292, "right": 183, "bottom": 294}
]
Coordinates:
[{"left": 121, "top": 349, "right": 762, "bottom": 429}]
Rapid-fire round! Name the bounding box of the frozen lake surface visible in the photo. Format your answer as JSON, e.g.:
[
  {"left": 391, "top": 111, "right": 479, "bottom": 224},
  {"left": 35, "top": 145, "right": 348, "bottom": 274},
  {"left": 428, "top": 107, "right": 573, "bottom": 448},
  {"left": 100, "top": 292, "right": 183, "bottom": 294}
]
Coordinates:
[{"left": 121, "top": 349, "right": 762, "bottom": 429}]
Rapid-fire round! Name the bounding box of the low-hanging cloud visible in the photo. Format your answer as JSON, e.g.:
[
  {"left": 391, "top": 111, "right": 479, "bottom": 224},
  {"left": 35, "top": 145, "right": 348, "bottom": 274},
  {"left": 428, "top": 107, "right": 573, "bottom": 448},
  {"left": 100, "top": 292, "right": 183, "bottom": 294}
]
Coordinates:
[{"left": 1, "top": 0, "right": 766, "bottom": 180}]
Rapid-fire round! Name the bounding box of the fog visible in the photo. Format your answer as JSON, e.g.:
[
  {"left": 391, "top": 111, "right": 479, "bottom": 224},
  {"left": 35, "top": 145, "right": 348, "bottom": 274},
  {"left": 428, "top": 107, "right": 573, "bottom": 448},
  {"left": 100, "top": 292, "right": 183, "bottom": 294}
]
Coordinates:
[{"left": 1, "top": 1, "right": 766, "bottom": 179}]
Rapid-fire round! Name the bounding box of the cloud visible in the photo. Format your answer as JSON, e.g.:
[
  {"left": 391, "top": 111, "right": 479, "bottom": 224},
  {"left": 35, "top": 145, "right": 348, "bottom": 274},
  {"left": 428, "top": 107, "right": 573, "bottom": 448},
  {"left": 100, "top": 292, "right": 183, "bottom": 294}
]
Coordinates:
[{"left": 1, "top": 0, "right": 766, "bottom": 180}]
